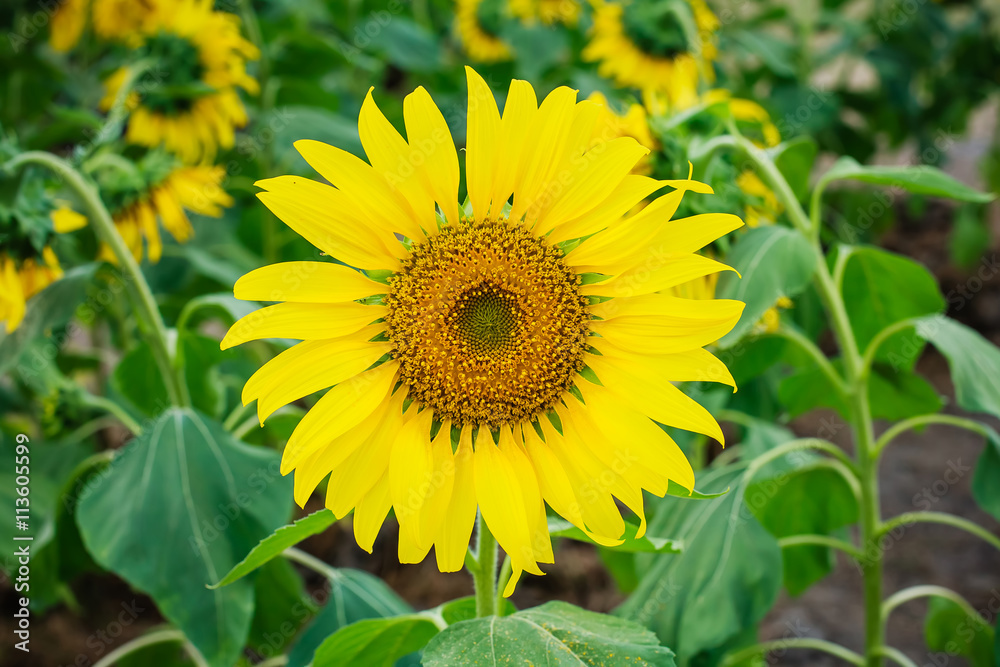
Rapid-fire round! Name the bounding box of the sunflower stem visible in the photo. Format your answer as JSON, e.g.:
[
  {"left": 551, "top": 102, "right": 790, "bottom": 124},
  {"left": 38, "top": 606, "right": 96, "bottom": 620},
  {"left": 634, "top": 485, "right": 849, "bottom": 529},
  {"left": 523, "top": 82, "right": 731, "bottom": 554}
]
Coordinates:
[
  {"left": 720, "top": 140, "right": 886, "bottom": 667},
  {"left": 3, "top": 151, "right": 190, "bottom": 408},
  {"left": 470, "top": 512, "right": 499, "bottom": 617}
]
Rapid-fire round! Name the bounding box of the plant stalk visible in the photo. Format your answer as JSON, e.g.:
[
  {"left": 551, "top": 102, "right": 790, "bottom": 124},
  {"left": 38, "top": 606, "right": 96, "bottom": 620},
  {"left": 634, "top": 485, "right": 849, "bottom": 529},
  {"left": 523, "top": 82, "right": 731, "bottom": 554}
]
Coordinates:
[
  {"left": 3, "top": 151, "right": 189, "bottom": 407},
  {"left": 470, "top": 513, "right": 499, "bottom": 617}
]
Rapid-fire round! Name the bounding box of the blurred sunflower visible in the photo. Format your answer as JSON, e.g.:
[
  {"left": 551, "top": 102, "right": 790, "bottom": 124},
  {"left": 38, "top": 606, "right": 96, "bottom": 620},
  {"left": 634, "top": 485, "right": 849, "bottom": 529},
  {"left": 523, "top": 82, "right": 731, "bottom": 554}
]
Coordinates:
[
  {"left": 223, "top": 68, "right": 745, "bottom": 594},
  {"left": 456, "top": 0, "right": 513, "bottom": 62},
  {"left": 509, "top": 0, "right": 581, "bottom": 25},
  {"left": 588, "top": 91, "right": 658, "bottom": 175},
  {"left": 0, "top": 246, "right": 62, "bottom": 333},
  {"left": 100, "top": 164, "right": 232, "bottom": 263},
  {"left": 99, "top": 0, "right": 258, "bottom": 164},
  {"left": 49, "top": 0, "right": 89, "bottom": 52},
  {"left": 584, "top": 0, "right": 718, "bottom": 108},
  {"left": 91, "top": 0, "right": 158, "bottom": 42}
]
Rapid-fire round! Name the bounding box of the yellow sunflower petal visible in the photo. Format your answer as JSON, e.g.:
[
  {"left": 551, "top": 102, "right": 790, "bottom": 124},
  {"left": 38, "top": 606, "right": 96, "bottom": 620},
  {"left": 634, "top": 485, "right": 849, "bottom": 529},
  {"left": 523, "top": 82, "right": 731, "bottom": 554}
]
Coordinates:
[
  {"left": 221, "top": 302, "right": 385, "bottom": 350},
  {"left": 389, "top": 409, "right": 435, "bottom": 550},
  {"left": 546, "top": 175, "right": 664, "bottom": 245},
  {"left": 403, "top": 86, "right": 461, "bottom": 226},
  {"left": 243, "top": 337, "right": 391, "bottom": 422},
  {"left": 464, "top": 66, "right": 502, "bottom": 219},
  {"left": 582, "top": 253, "right": 737, "bottom": 298},
  {"left": 353, "top": 472, "right": 392, "bottom": 553},
  {"left": 592, "top": 338, "right": 736, "bottom": 389},
  {"left": 489, "top": 79, "right": 538, "bottom": 212},
  {"left": 234, "top": 262, "right": 386, "bottom": 303},
  {"left": 282, "top": 361, "right": 398, "bottom": 475},
  {"left": 434, "top": 424, "right": 477, "bottom": 572}
]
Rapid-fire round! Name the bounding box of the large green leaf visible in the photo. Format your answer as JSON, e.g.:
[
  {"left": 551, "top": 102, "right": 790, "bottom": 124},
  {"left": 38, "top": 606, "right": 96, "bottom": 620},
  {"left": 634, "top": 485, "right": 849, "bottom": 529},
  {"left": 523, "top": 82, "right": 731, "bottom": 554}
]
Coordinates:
[
  {"left": 749, "top": 465, "right": 858, "bottom": 596},
  {"left": 439, "top": 596, "right": 517, "bottom": 625},
  {"left": 110, "top": 343, "right": 170, "bottom": 417},
  {"left": 818, "top": 156, "right": 995, "bottom": 204},
  {"left": 76, "top": 409, "right": 293, "bottom": 667},
  {"left": 841, "top": 247, "right": 944, "bottom": 365},
  {"left": 619, "top": 466, "right": 782, "bottom": 660},
  {"left": 422, "top": 601, "right": 677, "bottom": 666},
  {"left": 924, "top": 596, "right": 995, "bottom": 666},
  {"left": 313, "top": 615, "right": 438, "bottom": 667},
  {"left": 248, "top": 558, "right": 310, "bottom": 657},
  {"left": 915, "top": 316, "right": 1000, "bottom": 520},
  {"left": 0, "top": 264, "right": 97, "bottom": 375},
  {"left": 716, "top": 226, "right": 817, "bottom": 346},
  {"left": 286, "top": 567, "right": 412, "bottom": 667}
]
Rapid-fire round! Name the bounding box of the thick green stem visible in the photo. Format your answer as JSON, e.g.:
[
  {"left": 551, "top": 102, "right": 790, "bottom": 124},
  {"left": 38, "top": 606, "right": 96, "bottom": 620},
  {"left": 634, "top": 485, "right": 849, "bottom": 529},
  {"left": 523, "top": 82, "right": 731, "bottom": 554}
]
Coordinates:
[
  {"left": 719, "top": 138, "right": 886, "bottom": 666},
  {"left": 3, "top": 151, "right": 189, "bottom": 407},
  {"left": 469, "top": 513, "right": 499, "bottom": 617}
]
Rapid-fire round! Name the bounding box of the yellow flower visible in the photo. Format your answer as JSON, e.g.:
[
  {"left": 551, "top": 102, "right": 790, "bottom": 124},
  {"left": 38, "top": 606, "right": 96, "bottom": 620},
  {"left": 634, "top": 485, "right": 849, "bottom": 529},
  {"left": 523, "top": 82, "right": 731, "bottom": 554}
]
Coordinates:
[
  {"left": 102, "top": 165, "right": 232, "bottom": 263},
  {"left": 222, "top": 68, "right": 745, "bottom": 595},
  {"left": 0, "top": 248, "right": 63, "bottom": 333},
  {"left": 509, "top": 0, "right": 581, "bottom": 25},
  {"left": 49, "top": 0, "right": 89, "bottom": 52},
  {"left": 584, "top": 0, "right": 718, "bottom": 108},
  {"left": 91, "top": 0, "right": 159, "bottom": 42},
  {"left": 736, "top": 170, "right": 781, "bottom": 227},
  {"left": 455, "top": 0, "right": 513, "bottom": 62},
  {"left": 51, "top": 205, "right": 89, "bottom": 233},
  {"left": 588, "top": 91, "right": 658, "bottom": 176},
  {"left": 758, "top": 296, "right": 793, "bottom": 334},
  {"left": 99, "top": 0, "right": 258, "bottom": 164}
]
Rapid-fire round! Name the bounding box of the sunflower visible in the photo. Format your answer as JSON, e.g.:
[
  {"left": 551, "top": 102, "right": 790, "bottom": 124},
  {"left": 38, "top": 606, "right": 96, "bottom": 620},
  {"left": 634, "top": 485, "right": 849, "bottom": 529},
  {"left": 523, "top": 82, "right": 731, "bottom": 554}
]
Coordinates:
[
  {"left": 99, "top": 0, "right": 258, "bottom": 164},
  {"left": 509, "top": 0, "right": 581, "bottom": 25},
  {"left": 588, "top": 91, "right": 658, "bottom": 175},
  {"left": 91, "top": 0, "right": 158, "bottom": 42},
  {"left": 49, "top": 0, "right": 89, "bottom": 52},
  {"left": 672, "top": 272, "right": 792, "bottom": 333},
  {"left": 0, "top": 247, "right": 62, "bottom": 333},
  {"left": 223, "top": 68, "right": 744, "bottom": 594},
  {"left": 456, "top": 0, "right": 513, "bottom": 62},
  {"left": 91, "top": 165, "right": 231, "bottom": 264},
  {"left": 584, "top": 0, "right": 718, "bottom": 108}
]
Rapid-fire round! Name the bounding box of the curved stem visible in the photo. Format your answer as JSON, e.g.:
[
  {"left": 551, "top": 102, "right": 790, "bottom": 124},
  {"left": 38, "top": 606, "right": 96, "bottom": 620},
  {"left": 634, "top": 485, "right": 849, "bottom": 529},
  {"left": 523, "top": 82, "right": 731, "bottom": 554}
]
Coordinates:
[
  {"left": 873, "top": 414, "right": 990, "bottom": 460},
  {"left": 469, "top": 513, "right": 499, "bottom": 617},
  {"left": 284, "top": 546, "right": 337, "bottom": 578},
  {"left": 92, "top": 628, "right": 207, "bottom": 667},
  {"left": 78, "top": 392, "right": 143, "bottom": 435},
  {"left": 744, "top": 437, "right": 859, "bottom": 480},
  {"left": 777, "top": 534, "right": 863, "bottom": 560},
  {"left": 720, "top": 638, "right": 865, "bottom": 666},
  {"left": 872, "top": 646, "right": 919, "bottom": 667},
  {"left": 859, "top": 317, "right": 923, "bottom": 382},
  {"left": 3, "top": 151, "right": 189, "bottom": 407},
  {"left": 882, "top": 585, "right": 983, "bottom": 630},
  {"left": 495, "top": 555, "right": 512, "bottom": 614},
  {"left": 773, "top": 326, "right": 848, "bottom": 397},
  {"left": 877, "top": 512, "right": 1000, "bottom": 552}
]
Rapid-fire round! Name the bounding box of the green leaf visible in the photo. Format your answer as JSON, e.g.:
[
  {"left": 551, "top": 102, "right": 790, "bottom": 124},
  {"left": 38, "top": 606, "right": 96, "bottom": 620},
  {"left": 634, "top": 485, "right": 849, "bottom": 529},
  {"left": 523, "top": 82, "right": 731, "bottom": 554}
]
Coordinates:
[
  {"left": 548, "top": 516, "right": 682, "bottom": 553},
  {"left": 748, "top": 465, "right": 858, "bottom": 595},
  {"left": 913, "top": 316, "right": 1000, "bottom": 521},
  {"left": 818, "top": 156, "right": 995, "bottom": 204},
  {"left": 312, "top": 615, "right": 439, "bottom": 667},
  {"left": 598, "top": 547, "right": 640, "bottom": 594},
  {"left": 111, "top": 343, "right": 170, "bottom": 417},
  {"left": 924, "top": 596, "right": 995, "bottom": 666},
  {"left": 422, "top": 601, "right": 677, "bottom": 666},
  {"left": 841, "top": 247, "right": 945, "bottom": 366},
  {"left": 619, "top": 466, "right": 782, "bottom": 660},
  {"left": 286, "top": 568, "right": 412, "bottom": 667},
  {"left": 949, "top": 205, "right": 991, "bottom": 270},
  {"left": 916, "top": 316, "right": 1000, "bottom": 419},
  {"left": 77, "top": 408, "right": 293, "bottom": 667},
  {"left": 771, "top": 136, "right": 818, "bottom": 202},
  {"left": 972, "top": 430, "right": 1000, "bottom": 522},
  {"left": 248, "top": 558, "right": 310, "bottom": 656},
  {"left": 867, "top": 364, "right": 943, "bottom": 420},
  {"left": 716, "top": 226, "right": 817, "bottom": 346},
  {"left": 0, "top": 264, "right": 98, "bottom": 376},
  {"left": 212, "top": 509, "right": 336, "bottom": 588},
  {"left": 439, "top": 596, "right": 516, "bottom": 625},
  {"left": 368, "top": 18, "right": 442, "bottom": 72},
  {"left": 505, "top": 24, "right": 569, "bottom": 80}
]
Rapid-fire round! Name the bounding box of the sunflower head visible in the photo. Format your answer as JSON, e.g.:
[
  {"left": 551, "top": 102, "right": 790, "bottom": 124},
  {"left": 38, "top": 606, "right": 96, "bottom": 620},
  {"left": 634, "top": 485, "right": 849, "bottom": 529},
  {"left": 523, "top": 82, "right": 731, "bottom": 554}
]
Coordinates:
[
  {"left": 510, "top": 0, "right": 581, "bottom": 26},
  {"left": 584, "top": 0, "right": 718, "bottom": 107},
  {"left": 0, "top": 193, "right": 64, "bottom": 332},
  {"left": 225, "top": 68, "right": 745, "bottom": 594},
  {"left": 100, "top": 0, "right": 258, "bottom": 163},
  {"left": 455, "top": 0, "right": 513, "bottom": 62}
]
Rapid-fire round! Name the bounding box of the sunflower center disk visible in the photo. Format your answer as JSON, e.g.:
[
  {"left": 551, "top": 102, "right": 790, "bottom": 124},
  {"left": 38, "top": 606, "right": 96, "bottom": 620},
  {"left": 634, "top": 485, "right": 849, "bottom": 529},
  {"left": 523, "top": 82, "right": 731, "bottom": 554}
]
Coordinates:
[{"left": 385, "top": 219, "right": 590, "bottom": 428}]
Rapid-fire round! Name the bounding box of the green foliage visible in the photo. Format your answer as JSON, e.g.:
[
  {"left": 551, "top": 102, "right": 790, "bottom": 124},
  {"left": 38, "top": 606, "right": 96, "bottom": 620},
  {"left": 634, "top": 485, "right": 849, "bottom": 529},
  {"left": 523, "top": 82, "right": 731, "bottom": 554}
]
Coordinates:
[
  {"left": 923, "top": 596, "right": 995, "bottom": 666},
  {"left": 423, "top": 601, "right": 677, "bottom": 667},
  {"left": 548, "top": 516, "right": 682, "bottom": 554},
  {"left": 77, "top": 409, "right": 293, "bottom": 667},
  {"left": 312, "top": 615, "right": 437, "bottom": 667}
]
